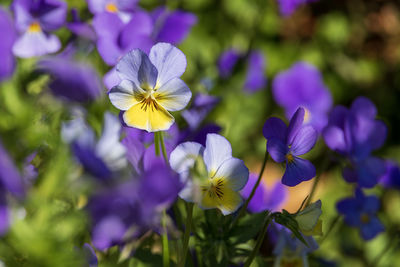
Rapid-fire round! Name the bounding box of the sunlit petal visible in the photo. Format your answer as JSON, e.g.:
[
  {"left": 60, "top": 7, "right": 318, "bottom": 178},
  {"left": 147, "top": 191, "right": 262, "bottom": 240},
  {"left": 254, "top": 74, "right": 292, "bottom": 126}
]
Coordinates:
[{"left": 154, "top": 78, "right": 191, "bottom": 111}]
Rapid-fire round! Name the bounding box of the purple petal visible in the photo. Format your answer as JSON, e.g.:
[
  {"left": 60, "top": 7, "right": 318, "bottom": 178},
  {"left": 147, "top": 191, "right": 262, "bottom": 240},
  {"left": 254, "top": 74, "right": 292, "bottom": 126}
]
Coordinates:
[
  {"left": 13, "top": 32, "right": 61, "bottom": 58},
  {"left": 37, "top": 0, "right": 67, "bottom": 32},
  {"left": 218, "top": 49, "right": 240, "bottom": 78},
  {"left": 282, "top": 157, "right": 315, "bottom": 186},
  {"left": 363, "top": 195, "right": 380, "bottom": 214},
  {"left": 336, "top": 198, "right": 360, "bottom": 226},
  {"left": 322, "top": 126, "right": 347, "bottom": 154},
  {"left": 0, "top": 201, "right": 9, "bottom": 236},
  {"left": 380, "top": 160, "right": 400, "bottom": 189},
  {"left": 286, "top": 107, "right": 305, "bottom": 145},
  {"left": 103, "top": 67, "right": 121, "bottom": 91},
  {"left": 119, "top": 11, "right": 153, "bottom": 52},
  {"left": 87, "top": 0, "right": 108, "bottom": 14},
  {"left": 290, "top": 126, "right": 317, "bottom": 156},
  {"left": 240, "top": 173, "right": 266, "bottom": 213},
  {"left": 0, "top": 141, "right": 25, "bottom": 197},
  {"left": 244, "top": 50, "right": 267, "bottom": 93},
  {"left": 264, "top": 181, "right": 288, "bottom": 211},
  {"left": 356, "top": 157, "right": 385, "bottom": 188},
  {"left": 350, "top": 96, "right": 377, "bottom": 119},
  {"left": 263, "top": 117, "right": 287, "bottom": 141},
  {"left": 92, "top": 216, "right": 126, "bottom": 250},
  {"left": 0, "top": 8, "right": 17, "bottom": 81},
  {"left": 121, "top": 132, "right": 145, "bottom": 174},
  {"left": 267, "top": 138, "right": 287, "bottom": 163},
  {"left": 360, "top": 217, "right": 384, "bottom": 240}
]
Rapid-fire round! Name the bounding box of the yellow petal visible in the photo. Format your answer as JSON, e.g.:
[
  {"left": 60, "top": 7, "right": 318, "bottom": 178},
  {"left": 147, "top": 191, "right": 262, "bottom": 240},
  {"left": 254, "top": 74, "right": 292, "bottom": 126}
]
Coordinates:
[{"left": 123, "top": 99, "right": 174, "bottom": 132}]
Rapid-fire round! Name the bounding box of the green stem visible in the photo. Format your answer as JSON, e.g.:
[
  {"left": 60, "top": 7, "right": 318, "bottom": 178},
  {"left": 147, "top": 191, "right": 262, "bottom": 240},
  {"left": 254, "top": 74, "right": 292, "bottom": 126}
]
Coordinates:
[
  {"left": 159, "top": 132, "right": 169, "bottom": 165},
  {"left": 319, "top": 214, "right": 341, "bottom": 245},
  {"left": 155, "top": 132, "right": 161, "bottom": 156},
  {"left": 305, "top": 156, "right": 330, "bottom": 206},
  {"left": 244, "top": 212, "right": 271, "bottom": 267},
  {"left": 231, "top": 148, "right": 269, "bottom": 229},
  {"left": 162, "top": 210, "right": 170, "bottom": 267},
  {"left": 179, "top": 202, "right": 194, "bottom": 267}
]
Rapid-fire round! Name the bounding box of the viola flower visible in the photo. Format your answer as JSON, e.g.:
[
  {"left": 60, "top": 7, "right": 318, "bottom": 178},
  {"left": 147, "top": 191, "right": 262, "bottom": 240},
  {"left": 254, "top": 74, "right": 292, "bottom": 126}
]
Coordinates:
[
  {"left": 109, "top": 43, "right": 192, "bottom": 132},
  {"left": 218, "top": 49, "right": 240, "bottom": 78},
  {"left": 379, "top": 160, "right": 400, "bottom": 190},
  {"left": 240, "top": 173, "right": 288, "bottom": 213},
  {"left": 323, "top": 97, "right": 387, "bottom": 187},
  {"left": 87, "top": 0, "right": 138, "bottom": 22},
  {"left": 272, "top": 61, "right": 332, "bottom": 132},
  {"left": 170, "top": 134, "right": 249, "bottom": 215},
  {"left": 181, "top": 93, "right": 220, "bottom": 130},
  {"left": 62, "top": 111, "right": 127, "bottom": 180},
  {"left": 244, "top": 50, "right": 267, "bottom": 93},
  {"left": 11, "top": 0, "right": 67, "bottom": 58},
  {"left": 337, "top": 189, "right": 384, "bottom": 240},
  {"left": 0, "top": 8, "right": 17, "bottom": 81},
  {"left": 278, "top": 0, "right": 318, "bottom": 17},
  {"left": 263, "top": 107, "right": 317, "bottom": 186}
]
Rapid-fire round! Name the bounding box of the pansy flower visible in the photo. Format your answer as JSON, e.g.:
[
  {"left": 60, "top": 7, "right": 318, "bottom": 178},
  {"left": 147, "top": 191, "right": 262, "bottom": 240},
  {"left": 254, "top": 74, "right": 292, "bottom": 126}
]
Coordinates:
[
  {"left": 109, "top": 43, "right": 192, "bottom": 132},
  {"left": 337, "top": 189, "right": 384, "bottom": 240},
  {"left": 272, "top": 61, "right": 332, "bottom": 132},
  {"left": 0, "top": 8, "right": 17, "bottom": 81},
  {"left": 170, "top": 134, "right": 249, "bottom": 215},
  {"left": 11, "top": 0, "right": 67, "bottom": 58},
  {"left": 263, "top": 107, "right": 317, "bottom": 186}
]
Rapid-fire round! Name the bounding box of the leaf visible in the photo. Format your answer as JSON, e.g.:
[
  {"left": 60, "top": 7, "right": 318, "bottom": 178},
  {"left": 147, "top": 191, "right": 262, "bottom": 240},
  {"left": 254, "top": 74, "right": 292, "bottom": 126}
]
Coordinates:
[{"left": 273, "top": 212, "right": 309, "bottom": 247}]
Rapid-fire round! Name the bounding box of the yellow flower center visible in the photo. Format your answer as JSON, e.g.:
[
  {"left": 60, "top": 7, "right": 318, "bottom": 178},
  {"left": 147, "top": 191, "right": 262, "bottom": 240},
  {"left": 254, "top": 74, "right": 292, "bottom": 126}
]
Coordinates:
[
  {"left": 105, "top": 3, "right": 119, "bottom": 13},
  {"left": 28, "top": 22, "right": 41, "bottom": 33},
  {"left": 202, "top": 178, "right": 225, "bottom": 200},
  {"left": 361, "top": 213, "right": 370, "bottom": 224},
  {"left": 303, "top": 107, "right": 311, "bottom": 123},
  {"left": 286, "top": 153, "right": 294, "bottom": 163}
]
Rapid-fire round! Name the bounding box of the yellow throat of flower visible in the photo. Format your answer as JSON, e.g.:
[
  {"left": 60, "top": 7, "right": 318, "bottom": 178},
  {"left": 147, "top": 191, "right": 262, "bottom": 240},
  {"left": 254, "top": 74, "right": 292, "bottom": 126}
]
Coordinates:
[
  {"left": 105, "top": 3, "right": 119, "bottom": 13},
  {"left": 202, "top": 178, "right": 225, "bottom": 200},
  {"left": 28, "top": 22, "right": 41, "bottom": 33},
  {"left": 286, "top": 153, "right": 295, "bottom": 163}
]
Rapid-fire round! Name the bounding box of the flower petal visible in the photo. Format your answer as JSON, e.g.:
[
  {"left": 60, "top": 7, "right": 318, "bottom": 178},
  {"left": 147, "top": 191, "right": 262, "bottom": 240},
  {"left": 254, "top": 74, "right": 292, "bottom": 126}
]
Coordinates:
[
  {"left": 154, "top": 78, "right": 192, "bottom": 111},
  {"left": 136, "top": 53, "right": 158, "bottom": 89},
  {"left": 240, "top": 173, "right": 266, "bottom": 213},
  {"left": 286, "top": 107, "right": 305, "bottom": 145},
  {"left": 263, "top": 117, "right": 287, "bottom": 142},
  {"left": 203, "top": 134, "right": 232, "bottom": 175},
  {"left": 117, "top": 49, "right": 152, "bottom": 86},
  {"left": 267, "top": 138, "right": 287, "bottom": 163},
  {"left": 213, "top": 158, "right": 249, "bottom": 191},
  {"left": 322, "top": 125, "right": 347, "bottom": 154},
  {"left": 351, "top": 96, "right": 377, "bottom": 119},
  {"left": 264, "top": 181, "right": 288, "bottom": 211},
  {"left": 282, "top": 157, "right": 315, "bottom": 186},
  {"left": 123, "top": 101, "right": 174, "bottom": 132},
  {"left": 200, "top": 186, "right": 243, "bottom": 215},
  {"left": 360, "top": 217, "right": 384, "bottom": 240},
  {"left": 109, "top": 80, "right": 144, "bottom": 111},
  {"left": 169, "top": 141, "right": 205, "bottom": 173},
  {"left": 291, "top": 125, "right": 317, "bottom": 156},
  {"left": 149, "top": 42, "right": 187, "bottom": 87},
  {"left": 13, "top": 31, "right": 60, "bottom": 58}
]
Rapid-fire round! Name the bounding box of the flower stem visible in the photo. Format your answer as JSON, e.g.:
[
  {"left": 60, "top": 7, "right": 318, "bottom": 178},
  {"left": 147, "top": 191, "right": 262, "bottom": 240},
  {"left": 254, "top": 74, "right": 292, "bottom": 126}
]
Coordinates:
[
  {"left": 179, "top": 202, "right": 194, "bottom": 267},
  {"left": 243, "top": 211, "right": 271, "bottom": 267},
  {"left": 155, "top": 132, "right": 161, "bottom": 156},
  {"left": 162, "top": 210, "right": 170, "bottom": 267},
  {"left": 159, "top": 132, "right": 169, "bottom": 165},
  {"left": 231, "top": 148, "right": 269, "bottom": 229},
  {"left": 305, "top": 155, "right": 330, "bottom": 206}
]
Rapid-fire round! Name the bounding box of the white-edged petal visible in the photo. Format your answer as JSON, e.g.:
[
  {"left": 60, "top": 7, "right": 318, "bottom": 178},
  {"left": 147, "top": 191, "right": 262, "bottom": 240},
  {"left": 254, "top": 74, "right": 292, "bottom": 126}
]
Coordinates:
[
  {"left": 109, "top": 80, "right": 144, "bottom": 110},
  {"left": 169, "top": 142, "right": 204, "bottom": 173},
  {"left": 116, "top": 49, "right": 150, "bottom": 85},
  {"left": 203, "top": 134, "right": 232, "bottom": 175},
  {"left": 155, "top": 78, "right": 192, "bottom": 111},
  {"left": 13, "top": 31, "right": 60, "bottom": 58},
  {"left": 213, "top": 158, "right": 249, "bottom": 191},
  {"left": 149, "top": 43, "right": 187, "bottom": 87}
]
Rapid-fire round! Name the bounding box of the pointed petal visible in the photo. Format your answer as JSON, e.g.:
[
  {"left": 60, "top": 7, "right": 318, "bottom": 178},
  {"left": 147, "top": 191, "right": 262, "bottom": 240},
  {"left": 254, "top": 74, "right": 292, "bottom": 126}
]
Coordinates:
[
  {"left": 109, "top": 80, "right": 144, "bottom": 111},
  {"left": 213, "top": 158, "right": 249, "bottom": 191},
  {"left": 149, "top": 43, "right": 187, "bottom": 87},
  {"left": 282, "top": 157, "right": 315, "bottom": 186},
  {"left": 154, "top": 78, "right": 191, "bottom": 111},
  {"left": 286, "top": 107, "right": 305, "bottom": 145},
  {"left": 291, "top": 126, "right": 317, "bottom": 156},
  {"left": 267, "top": 138, "right": 287, "bottom": 163},
  {"left": 123, "top": 101, "right": 174, "bottom": 132},
  {"left": 263, "top": 117, "right": 287, "bottom": 141},
  {"left": 203, "top": 134, "right": 232, "bottom": 175},
  {"left": 169, "top": 141, "right": 205, "bottom": 173}
]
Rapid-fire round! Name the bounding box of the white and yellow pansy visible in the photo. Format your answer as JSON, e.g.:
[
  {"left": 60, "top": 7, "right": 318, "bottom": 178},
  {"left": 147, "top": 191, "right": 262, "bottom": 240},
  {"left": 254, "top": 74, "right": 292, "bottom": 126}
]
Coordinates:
[{"left": 170, "top": 134, "right": 249, "bottom": 215}]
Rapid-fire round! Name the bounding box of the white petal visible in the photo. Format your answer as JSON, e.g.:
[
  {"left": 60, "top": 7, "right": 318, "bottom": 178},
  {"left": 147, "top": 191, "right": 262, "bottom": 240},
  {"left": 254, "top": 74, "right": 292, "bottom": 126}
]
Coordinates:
[
  {"left": 108, "top": 80, "right": 144, "bottom": 110},
  {"left": 213, "top": 158, "right": 249, "bottom": 191},
  {"left": 155, "top": 78, "right": 192, "bottom": 111},
  {"left": 203, "top": 134, "right": 232, "bottom": 175},
  {"left": 116, "top": 49, "right": 151, "bottom": 85},
  {"left": 169, "top": 142, "right": 204, "bottom": 173},
  {"left": 149, "top": 43, "right": 187, "bottom": 87},
  {"left": 13, "top": 31, "right": 60, "bottom": 58}
]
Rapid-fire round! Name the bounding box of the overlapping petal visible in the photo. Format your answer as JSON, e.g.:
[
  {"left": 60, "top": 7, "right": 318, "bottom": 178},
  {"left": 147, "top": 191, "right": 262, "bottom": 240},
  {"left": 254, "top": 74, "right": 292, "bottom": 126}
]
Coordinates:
[
  {"left": 213, "top": 158, "right": 249, "bottom": 191},
  {"left": 109, "top": 80, "right": 144, "bottom": 110},
  {"left": 286, "top": 107, "right": 305, "bottom": 145},
  {"left": 169, "top": 142, "right": 205, "bottom": 173},
  {"left": 154, "top": 78, "right": 192, "bottom": 111},
  {"left": 263, "top": 117, "right": 287, "bottom": 141},
  {"left": 267, "top": 138, "right": 287, "bottom": 163},
  {"left": 203, "top": 134, "right": 232, "bottom": 175},
  {"left": 282, "top": 157, "right": 315, "bottom": 186},
  {"left": 13, "top": 32, "right": 60, "bottom": 58},
  {"left": 290, "top": 125, "right": 317, "bottom": 156}
]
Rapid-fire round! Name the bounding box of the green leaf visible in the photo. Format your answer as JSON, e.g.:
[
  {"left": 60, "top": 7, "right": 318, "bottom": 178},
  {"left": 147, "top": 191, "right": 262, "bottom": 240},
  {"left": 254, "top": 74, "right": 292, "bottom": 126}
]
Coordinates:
[{"left": 273, "top": 212, "right": 308, "bottom": 247}]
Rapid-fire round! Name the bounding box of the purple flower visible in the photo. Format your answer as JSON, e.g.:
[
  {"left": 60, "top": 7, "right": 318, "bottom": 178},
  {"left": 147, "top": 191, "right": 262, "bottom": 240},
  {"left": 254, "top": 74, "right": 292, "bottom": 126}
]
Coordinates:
[
  {"left": 0, "top": 8, "right": 17, "bottom": 81},
  {"left": 263, "top": 107, "right": 317, "bottom": 186},
  {"left": 337, "top": 189, "right": 384, "bottom": 240},
  {"left": 244, "top": 51, "right": 267, "bottom": 93},
  {"left": 67, "top": 9, "right": 96, "bottom": 42},
  {"left": 11, "top": 0, "right": 67, "bottom": 58},
  {"left": 38, "top": 57, "right": 102, "bottom": 103},
  {"left": 379, "top": 160, "right": 400, "bottom": 189},
  {"left": 272, "top": 62, "right": 332, "bottom": 132},
  {"left": 181, "top": 93, "right": 220, "bottom": 130},
  {"left": 240, "top": 174, "right": 288, "bottom": 213},
  {"left": 218, "top": 49, "right": 240, "bottom": 78},
  {"left": 87, "top": 0, "right": 138, "bottom": 22},
  {"left": 323, "top": 97, "right": 387, "bottom": 187},
  {"left": 278, "top": 0, "right": 318, "bottom": 17}
]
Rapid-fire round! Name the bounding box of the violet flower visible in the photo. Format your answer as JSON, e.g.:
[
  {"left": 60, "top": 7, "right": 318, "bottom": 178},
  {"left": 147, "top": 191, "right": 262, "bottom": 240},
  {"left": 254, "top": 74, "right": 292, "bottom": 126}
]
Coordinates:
[
  {"left": 379, "top": 160, "right": 400, "bottom": 189},
  {"left": 272, "top": 61, "right": 332, "bottom": 132},
  {"left": 0, "top": 8, "right": 17, "bottom": 81},
  {"left": 240, "top": 173, "right": 288, "bottom": 213},
  {"left": 87, "top": 0, "right": 138, "bottom": 22},
  {"left": 263, "top": 107, "right": 317, "bottom": 186},
  {"left": 244, "top": 50, "right": 267, "bottom": 93},
  {"left": 11, "top": 0, "right": 67, "bottom": 58},
  {"left": 337, "top": 189, "right": 384, "bottom": 240},
  {"left": 323, "top": 97, "right": 387, "bottom": 188},
  {"left": 218, "top": 49, "right": 240, "bottom": 78},
  {"left": 278, "top": 0, "right": 318, "bottom": 17}
]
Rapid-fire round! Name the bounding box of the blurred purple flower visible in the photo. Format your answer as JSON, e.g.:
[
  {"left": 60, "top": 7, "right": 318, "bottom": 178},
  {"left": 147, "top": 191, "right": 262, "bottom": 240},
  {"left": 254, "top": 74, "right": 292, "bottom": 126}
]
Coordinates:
[
  {"left": 323, "top": 97, "right": 387, "bottom": 187},
  {"left": 62, "top": 112, "right": 127, "bottom": 180},
  {"left": 337, "top": 189, "right": 384, "bottom": 240},
  {"left": 278, "top": 0, "right": 318, "bottom": 17},
  {"left": 244, "top": 51, "right": 267, "bottom": 93},
  {"left": 67, "top": 9, "right": 96, "bottom": 42},
  {"left": 182, "top": 93, "right": 220, "bottom": 130},
  {"left": 263, "top": 107, "right": 317, "bottom": 186},
  {"left": 0, "top": 8, "right": 17, "bottom": 81},
  {"left": 272, "top": 62, "right": 332, "bottom": 132},
  {"left": 218, "top": 49, "right": 240, "bottom": 78},
  {"left": 240, "top": 174, "right": 287, "bottom": 213},
  {"left": 38, "top": 57, "right": 102, "bottom": 103},
  {"left": 11, "top": 0, "right": 67, "bottom": 58},
  {"left": 87, "top": 0, "right": 138, "bottom": 22},
  {"left": 379, "top": 160, "right": 400, "bottom": 189}
]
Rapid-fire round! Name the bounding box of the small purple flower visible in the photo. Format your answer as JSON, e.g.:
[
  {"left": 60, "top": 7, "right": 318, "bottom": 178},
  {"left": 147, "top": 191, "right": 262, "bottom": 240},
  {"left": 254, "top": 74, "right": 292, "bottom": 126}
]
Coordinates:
[
  {"left": 337, "top": 189, "right": 384, "bottom": 240},
  {"left": 323, "top": 97, "right": 387, "bottom": 187},
  {"left": 379, "top": 160, "right": 400, "bottom": 189},
  {"left": 244, "top": 51, "right": 267, "bottom": 93},
  {"left": 263, "top": 107, "right": 317, "bottom": 186},
  {"left": 240, "top": 174, "right": 288, "bottom": 213},
  {"left": 87, "top": 0, "right": 138, "bottom": 22},
  {"left": 278, "top": 0, "right": 318, "bottom": 17},
  {"left": 0, "top": 8, "right": 17, "bottom": 81},
  {"left": 218, "top": 49, "right": 240, "bottom": 78},
  {"left": 11, "top": 0, "right": 67, "bottom": 58},
  {"left": 181, "top": 93, "right": 220, "bottom": 130},
  {"left": 272, "top": 62, "right": 332, "bottom": 132},
  {"left": 67, "top": 9, "right": 96, "bottom": 42},
  {"left": 38, "top": 57, "right": 102, "bottom": 103}
]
